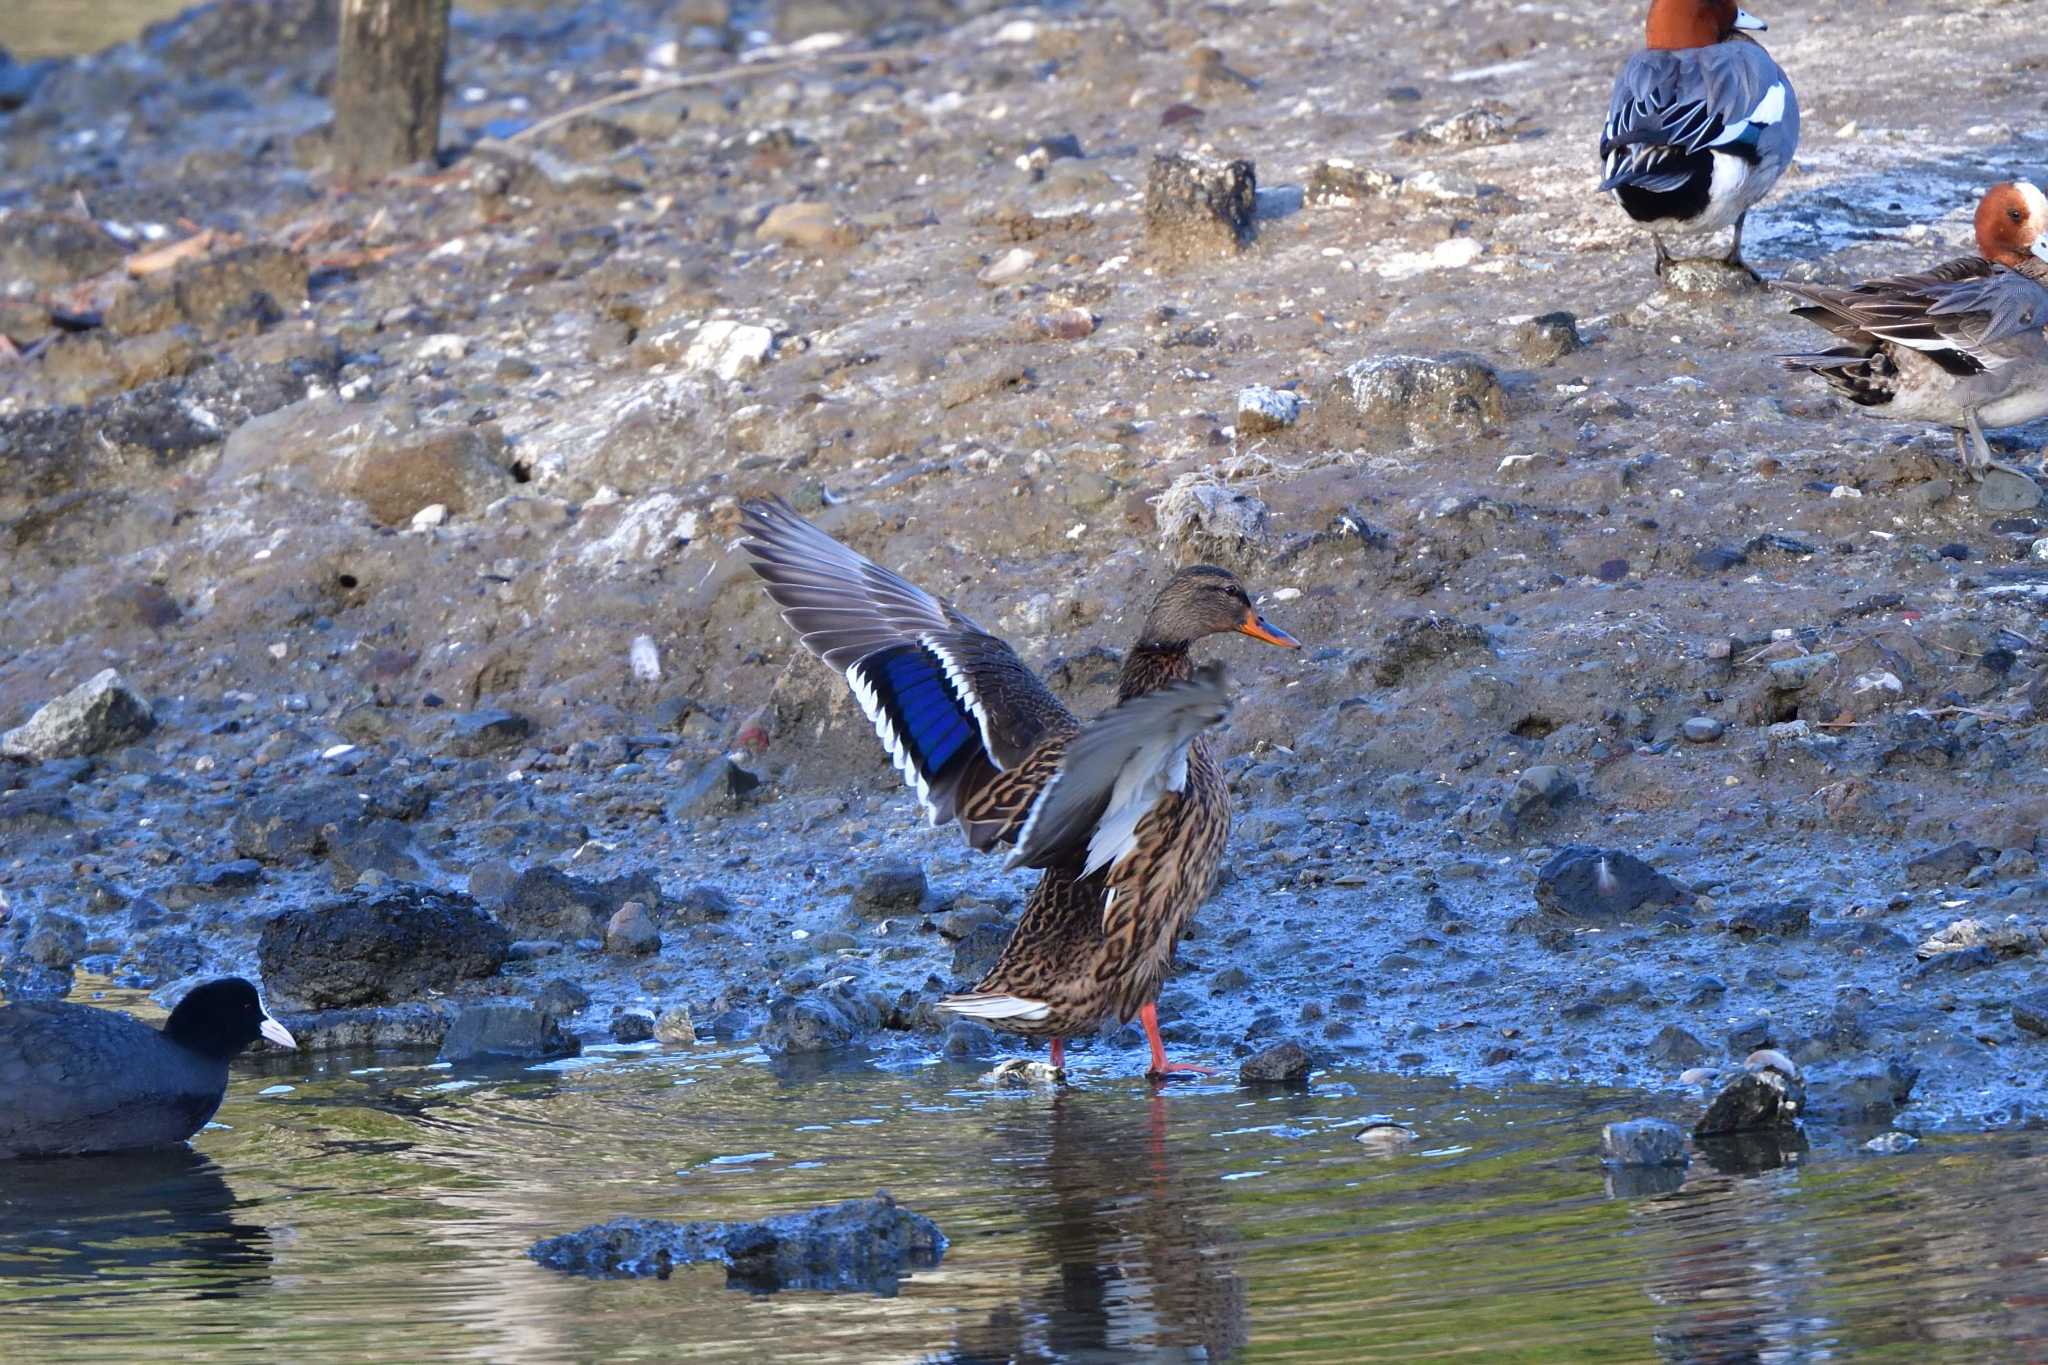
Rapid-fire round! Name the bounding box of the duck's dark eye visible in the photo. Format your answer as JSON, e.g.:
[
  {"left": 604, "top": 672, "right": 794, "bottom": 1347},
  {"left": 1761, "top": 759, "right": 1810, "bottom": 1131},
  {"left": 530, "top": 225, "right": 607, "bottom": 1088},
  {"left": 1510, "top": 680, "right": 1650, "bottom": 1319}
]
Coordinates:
[{"left": 2012, "top": 208, "right": 2026, "bottom": 222}]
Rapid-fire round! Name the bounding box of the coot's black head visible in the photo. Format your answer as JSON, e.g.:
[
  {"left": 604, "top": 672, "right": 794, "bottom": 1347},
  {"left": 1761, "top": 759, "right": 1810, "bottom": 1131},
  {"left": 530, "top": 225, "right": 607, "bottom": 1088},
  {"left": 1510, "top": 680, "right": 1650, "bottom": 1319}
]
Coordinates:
[{"left": 162, "top": 977, "right": 297, "bottom": 1061}]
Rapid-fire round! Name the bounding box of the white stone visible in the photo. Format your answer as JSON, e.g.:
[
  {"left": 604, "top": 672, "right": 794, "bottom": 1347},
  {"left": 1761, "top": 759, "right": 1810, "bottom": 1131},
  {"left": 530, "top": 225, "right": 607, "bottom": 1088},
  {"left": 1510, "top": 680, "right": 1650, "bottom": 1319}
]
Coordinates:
[
  {"left": 411, "top": 503, "right": 449, "bottom": 529},
  {"left": 630, "top": 634, "right": 662, "bottom": 683},
  {"left": 416, "top": 334, "right": 468, "bottom": 362},
  {"left": 683, "top": 320, "right": 777, "bottom": 382},
  {"left": 1235, "top": 384, "right": 1302, "bottom": 431},
  {"left": 978, "top": 247, "right": 1036, "bottom": 286}
]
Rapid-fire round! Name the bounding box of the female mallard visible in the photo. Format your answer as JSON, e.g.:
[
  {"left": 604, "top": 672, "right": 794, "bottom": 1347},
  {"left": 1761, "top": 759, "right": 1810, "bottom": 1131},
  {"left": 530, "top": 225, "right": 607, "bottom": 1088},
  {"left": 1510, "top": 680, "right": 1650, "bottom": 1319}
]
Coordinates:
[{"left": 738, "top": 497, "right": 1299, "bottom": 1077}]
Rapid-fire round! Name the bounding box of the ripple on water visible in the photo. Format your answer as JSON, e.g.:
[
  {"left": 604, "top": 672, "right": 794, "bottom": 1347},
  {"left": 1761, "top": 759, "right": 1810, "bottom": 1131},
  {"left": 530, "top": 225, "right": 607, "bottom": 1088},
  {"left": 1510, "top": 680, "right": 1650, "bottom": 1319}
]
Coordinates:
[{"left": 0, "top": 1042, "right": 2041, "bottom": 1361}]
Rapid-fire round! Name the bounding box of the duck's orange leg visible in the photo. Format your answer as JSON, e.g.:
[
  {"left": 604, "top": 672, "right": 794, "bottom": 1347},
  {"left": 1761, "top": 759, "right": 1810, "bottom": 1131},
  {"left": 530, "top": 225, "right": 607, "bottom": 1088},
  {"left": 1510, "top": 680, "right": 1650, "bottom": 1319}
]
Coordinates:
[
  {"left": 1050, "top": 1037, "right": 1065, "bottom": 1070},
  {"left": 1142, "top": 1002, "right": 1215, "bottom": 1080}
]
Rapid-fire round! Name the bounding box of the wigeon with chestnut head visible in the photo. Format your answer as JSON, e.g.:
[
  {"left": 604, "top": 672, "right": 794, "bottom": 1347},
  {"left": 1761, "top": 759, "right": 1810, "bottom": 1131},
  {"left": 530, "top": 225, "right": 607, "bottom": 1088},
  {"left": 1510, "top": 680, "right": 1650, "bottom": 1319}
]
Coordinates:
[
  {"left": 1600, "top": 0, "right": 1799, "bottom": 278},
  {"left": 1779, "top": 181, "right": 2048, "bottom": 483}
]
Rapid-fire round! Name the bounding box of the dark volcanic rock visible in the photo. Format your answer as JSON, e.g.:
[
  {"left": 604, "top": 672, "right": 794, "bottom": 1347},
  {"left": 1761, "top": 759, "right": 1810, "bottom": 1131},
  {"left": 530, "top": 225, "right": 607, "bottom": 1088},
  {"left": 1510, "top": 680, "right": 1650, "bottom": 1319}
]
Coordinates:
[
  {"left": 0, "top": 790, "right": 76, "bottom": 835},
  {"left": 322, "top": 816, "right": 427, "bottom": 888},
  {"left": 950, "top": 921, "right": 1010, "bottom": 983},
  {"left": 1601, "top": 1118, "right": 1687, "bottom": 1167},
  {"left": 437, "top": 1001, "right": 578, "bottom": 1062},
  {"left": 106, "top": 244, "right": 309, "bottom": 341},
  {"left": 1694, "top": 1066, "right": 1805, "bottom": 1137},
  {"left": 605, "top": 902, "right": 661, "bottom": 955},
  {"left": 0, "top": 213, "right": 125, "bottom": 287},
  {"left": 1812, "top": 1059, "right": 1920, "bottom": 1125},
  {"left": 498, "top": 864, "right": 661, "bottom": 941},
  {"left": 1239, "top": 1039, "right": 1313, "bottom": 1084},
  {"left": 259, "top": 886, "right": 511, "bottom": 1010},
  {"left": 232, "top": 786, "right": 360, "bottom": 864},
  {"left": 851, "top": 859, "right": 927, "bottom": 918},
  {"left": 0, "top": 959, "right": 73, "bottom": 1001},
  {"left": 1645, "top": 1024, "right": 1710, "bottom": 1068},
  {"left": 1143, "top": 153, "right": 1255, "bottom": 259},
  {"left": 19, "top": 912, "right": 85, "bottom": 970},
  {"left": 1905, "top": 840, "right": 1984, "bottom": 887},
  {"left": 673, "top": 883, "right": 737, "bottom": 924},
  {"left": 760, "top": 980, "right": 882, "bottom": 1054},
  {"left": 1535, "top": 846, "right": 1691, "bottom": 924},
  {"left": 2015, "top": 989, "right": 2048, "bottom": 1037},
  {"left": 445, "top": 707, "right": 535, "bottom": 757},
  {"left": 610, "top": 1009, "right": 656, "bottom": 1043},
  {"left": 1723, "top": 899, "right": 1811, "bottom": 940},
  {"left": 528, "top": 1192, "right": 946, "bottom": 1293},
  {"left": 532, "top": 977, "right": 592, "bottom": 1017}
]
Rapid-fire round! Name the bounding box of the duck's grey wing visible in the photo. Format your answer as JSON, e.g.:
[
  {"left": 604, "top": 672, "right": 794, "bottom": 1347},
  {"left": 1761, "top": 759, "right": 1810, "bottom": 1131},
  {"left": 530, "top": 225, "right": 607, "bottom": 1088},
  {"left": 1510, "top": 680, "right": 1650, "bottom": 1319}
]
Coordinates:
[
  {"left": 737, "top": 497, "right": 1077, "bottom": 831},
  {"left": 1783, "top": 260, "right": 2048, "bottom": 375},
  {"left": 1601, "top": 41, "right": 1796, "bottom": 190},
  {"left": 1921, "top": 268, "right": 2048, "bottom": 358},
  {"left": 1008, "top": 664, "right": 1230, "bottom": 876}
]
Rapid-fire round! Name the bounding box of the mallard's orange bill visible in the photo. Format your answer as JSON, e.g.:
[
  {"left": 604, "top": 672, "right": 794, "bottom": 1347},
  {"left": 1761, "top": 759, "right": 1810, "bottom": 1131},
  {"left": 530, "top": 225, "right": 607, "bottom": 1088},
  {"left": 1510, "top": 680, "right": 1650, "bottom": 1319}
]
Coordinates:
[{"left": 1238, "top": 613, "right": 1301, "bottom": 648}]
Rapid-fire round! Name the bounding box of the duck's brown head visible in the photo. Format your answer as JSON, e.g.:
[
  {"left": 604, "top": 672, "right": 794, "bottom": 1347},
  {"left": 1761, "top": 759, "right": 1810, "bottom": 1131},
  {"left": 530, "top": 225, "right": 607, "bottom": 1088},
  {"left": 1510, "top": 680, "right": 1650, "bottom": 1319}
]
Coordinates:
[
  {"left": 1645, "top": 0, "right": 1765, "bottom": 50},
  {"left": 1139, "top": 565, "right": 1300, "bottom": 651},
  {"left": 1974, "top": 181, "right": 2048, "bottom": 269}
]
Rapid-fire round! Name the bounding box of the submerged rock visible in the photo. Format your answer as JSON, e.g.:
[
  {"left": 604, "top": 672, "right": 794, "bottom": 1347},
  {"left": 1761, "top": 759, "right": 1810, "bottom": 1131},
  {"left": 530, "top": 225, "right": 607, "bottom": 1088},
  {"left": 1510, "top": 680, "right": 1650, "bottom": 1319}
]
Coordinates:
[
  {"left": 529, "top": 1192, "right": 945, "bottom": 1293},
  {"left": 437, "top": 1001, "right": 578, "bottom": 1062},
  {"left": 1239, "top": 1039, "right": 1313, "bottom": 1084},
  {"left": 1354, "top": 1123, "right": 1417, "bottom": 1155},
  {"left": 277, "top": 1002, "right": 455, "bottom": 1052},
  {"left": 1, "top": 670, "right": 155, "bottom": 760},
  {"left": 1601, "top": 1118, "right": 1688, "bottom": 1167},
  {"left": 1694, "top": 1052, "right": 1805, "bottom": 1137}
]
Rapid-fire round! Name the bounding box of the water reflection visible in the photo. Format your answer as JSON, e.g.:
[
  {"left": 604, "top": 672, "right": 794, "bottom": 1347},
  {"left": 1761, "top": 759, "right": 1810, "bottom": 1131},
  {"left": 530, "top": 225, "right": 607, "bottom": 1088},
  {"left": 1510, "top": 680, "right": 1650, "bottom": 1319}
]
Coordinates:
[
  {"left": 937, "top": 1091, "right": 1248, "bottom": 1363},
  {"left": 0, "top": 1146, "right": 269, "bottom": 1294}
]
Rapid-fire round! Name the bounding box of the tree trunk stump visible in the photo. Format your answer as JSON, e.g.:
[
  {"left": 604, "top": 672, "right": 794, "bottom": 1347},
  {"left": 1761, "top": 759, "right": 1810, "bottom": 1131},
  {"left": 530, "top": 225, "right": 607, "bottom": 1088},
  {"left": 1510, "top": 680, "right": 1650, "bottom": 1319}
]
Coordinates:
[{"left": 334, "top": 0, "right": 451, "bottom": 177}]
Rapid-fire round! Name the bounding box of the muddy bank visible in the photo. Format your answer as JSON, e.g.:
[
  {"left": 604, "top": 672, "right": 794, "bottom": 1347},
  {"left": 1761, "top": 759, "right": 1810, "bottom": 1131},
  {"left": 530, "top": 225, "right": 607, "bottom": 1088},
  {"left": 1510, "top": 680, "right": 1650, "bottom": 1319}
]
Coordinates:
[{"left": 4, "top": 0, "right": 2048, "bottom": 1131}]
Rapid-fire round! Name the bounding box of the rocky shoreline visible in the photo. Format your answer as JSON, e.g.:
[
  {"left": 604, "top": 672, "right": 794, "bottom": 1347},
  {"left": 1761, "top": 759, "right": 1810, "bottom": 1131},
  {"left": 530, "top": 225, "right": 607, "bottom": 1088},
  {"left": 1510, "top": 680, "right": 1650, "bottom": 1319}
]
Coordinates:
[{"left": 4, "top": 0, "right": 2048, "bottom": 1133}]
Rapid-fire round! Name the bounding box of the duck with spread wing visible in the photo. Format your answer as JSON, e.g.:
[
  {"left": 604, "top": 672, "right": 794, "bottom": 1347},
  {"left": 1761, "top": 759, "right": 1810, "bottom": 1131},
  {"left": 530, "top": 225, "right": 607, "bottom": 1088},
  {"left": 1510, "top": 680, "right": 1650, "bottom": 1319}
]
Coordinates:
[{"left": 737, "top": 497, "right": 1299, "bottom": 1079}]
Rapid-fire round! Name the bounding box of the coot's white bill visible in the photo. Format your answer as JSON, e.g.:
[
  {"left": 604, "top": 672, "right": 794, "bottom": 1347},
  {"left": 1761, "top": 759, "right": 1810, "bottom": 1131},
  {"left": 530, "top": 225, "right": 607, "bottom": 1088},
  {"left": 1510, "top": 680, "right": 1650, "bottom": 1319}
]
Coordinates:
[{"left": 260, "top": 1016, "right": 298, "bottom": 1050}]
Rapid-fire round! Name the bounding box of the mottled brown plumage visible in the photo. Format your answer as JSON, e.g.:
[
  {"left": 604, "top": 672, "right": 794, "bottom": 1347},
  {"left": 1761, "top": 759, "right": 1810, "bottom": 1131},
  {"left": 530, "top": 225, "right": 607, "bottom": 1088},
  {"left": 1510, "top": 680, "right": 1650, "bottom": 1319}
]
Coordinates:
[{"left": 736, "top": 499, "right": 1298, "bottom": 1076}]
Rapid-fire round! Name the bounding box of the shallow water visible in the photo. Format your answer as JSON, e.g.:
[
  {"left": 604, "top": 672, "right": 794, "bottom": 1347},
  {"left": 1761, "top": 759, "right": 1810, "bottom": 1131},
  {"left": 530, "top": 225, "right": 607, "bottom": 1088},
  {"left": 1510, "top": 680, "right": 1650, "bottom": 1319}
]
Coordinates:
[{"left": 2, "top": 998, "right": 2043, "bottom": 1363}]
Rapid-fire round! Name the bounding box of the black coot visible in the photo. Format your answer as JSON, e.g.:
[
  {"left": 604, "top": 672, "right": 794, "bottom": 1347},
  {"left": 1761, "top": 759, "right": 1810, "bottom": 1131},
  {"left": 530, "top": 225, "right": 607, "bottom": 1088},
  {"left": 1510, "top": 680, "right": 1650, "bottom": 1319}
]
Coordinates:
[{"left": 0, "top": 977, "right": 297, "bottom": 1159}]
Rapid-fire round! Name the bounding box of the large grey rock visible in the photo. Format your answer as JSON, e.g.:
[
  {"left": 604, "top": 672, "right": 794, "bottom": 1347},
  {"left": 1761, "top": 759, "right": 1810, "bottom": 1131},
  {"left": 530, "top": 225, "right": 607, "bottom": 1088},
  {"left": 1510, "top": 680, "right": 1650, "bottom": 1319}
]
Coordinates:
[
  {"left": 258, "top": 886, "right": 510, "bottom": 1010},
  {"left": 1, "top": 670, "right": 155, "bottom": 760},
  {"left": 1329, "top": 353, "right": 1505, "bottom": 444},
  {"left": 438, "top": 1001, "right": 578, "bottom": 1062},
  {"left": 1695, "top": 1060, "right": 1805, "bottom": 1137},
  {"left": 498, "top": 865, "right": 661, "bottom": 942},
  {"left": 1601, "top": 1118, "right": 1688, "bottom": 1167},
  {"left": 1536, "top": 846, "right": 1692, "bottom": 924},
  {"left": 529, "top": 1192, "right": 945, "bottom": 1293}
]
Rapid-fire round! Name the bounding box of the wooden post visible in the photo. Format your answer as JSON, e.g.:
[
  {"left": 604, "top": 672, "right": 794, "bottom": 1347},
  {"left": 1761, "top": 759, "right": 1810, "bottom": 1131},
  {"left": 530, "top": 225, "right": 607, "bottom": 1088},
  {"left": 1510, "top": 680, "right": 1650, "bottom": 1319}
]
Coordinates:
[{"left": 334, "top": 0, "right": 451, "bottom": 176}]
